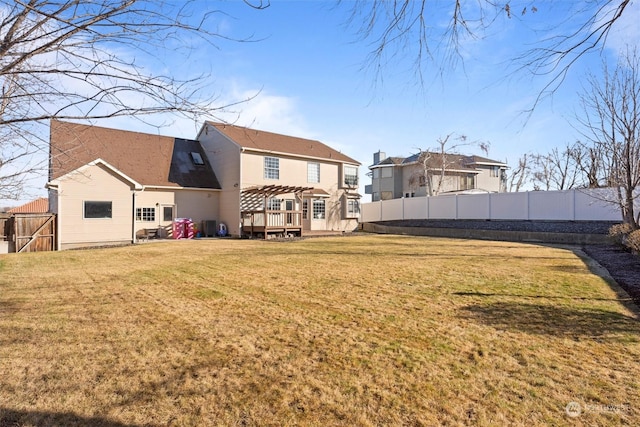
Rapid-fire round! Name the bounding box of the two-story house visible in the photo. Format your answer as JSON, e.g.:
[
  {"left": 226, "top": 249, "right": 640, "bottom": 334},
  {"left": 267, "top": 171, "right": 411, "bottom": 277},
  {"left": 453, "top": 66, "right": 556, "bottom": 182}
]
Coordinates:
[
  {"left": 47, "top": 120, "right": 360, "bottom": 249},
  {"left": 366, "top": 150, "right": 507, "bottom": 201},
  {"left": 197, "top": 122, "right": 361, "bottom": 238}
]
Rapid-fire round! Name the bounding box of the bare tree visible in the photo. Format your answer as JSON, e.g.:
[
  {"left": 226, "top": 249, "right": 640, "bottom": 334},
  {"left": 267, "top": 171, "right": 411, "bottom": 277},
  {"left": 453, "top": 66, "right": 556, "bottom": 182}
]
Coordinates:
[
  {"left": 507, "top": 153, "right": 530, "bottom": 192},
  {"left": 571, "top": 141, "right": 605, "bottom": 188},
  {"left": 0, "top": 0, "right": 264, "bottom": 200},
  {"left": 342, "top": 1, "right": 633, "bottom": 101},
  {"left": 575, "top": 47, "right": 640, "bottom": 228},
  {"left": 409, "top": 133, "right": 489, "bottom": 196},
  {"left": 530, "top": 143, "right": 582, "bottom": 191}
]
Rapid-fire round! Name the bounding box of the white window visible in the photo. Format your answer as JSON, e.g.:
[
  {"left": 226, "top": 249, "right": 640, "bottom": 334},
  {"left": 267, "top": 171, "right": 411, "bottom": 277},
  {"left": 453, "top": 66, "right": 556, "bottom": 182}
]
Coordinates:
[
  {"left": 264, "top": 156, "right": 279, "bottom": 180},
  {"left": 346, "top": 199, "right": 360, "bottom": 218},
  {"left": 267, "top": 198, "right": 282, "bottom": 211},
  {"left": 312, "top": 200, "right": 325, "bottom": 219},
  {"left": 344, "top": 165, "right": 358, "bottom": 186},
  {"left": 307, "top": 162, "right": 320, "bottom": 183},
  {"left": 136, "top": 207, "right": 155, "bottom": 222},
  {"left": 84, "top": 201, "right": 112, "bottom": 219}
]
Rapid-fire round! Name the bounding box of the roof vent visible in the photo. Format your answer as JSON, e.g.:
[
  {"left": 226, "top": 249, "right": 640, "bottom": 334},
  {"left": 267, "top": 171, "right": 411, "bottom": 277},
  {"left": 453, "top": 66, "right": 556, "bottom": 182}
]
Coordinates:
[{"left": 190, "top": 152, "right": 205, "bottom": 165}]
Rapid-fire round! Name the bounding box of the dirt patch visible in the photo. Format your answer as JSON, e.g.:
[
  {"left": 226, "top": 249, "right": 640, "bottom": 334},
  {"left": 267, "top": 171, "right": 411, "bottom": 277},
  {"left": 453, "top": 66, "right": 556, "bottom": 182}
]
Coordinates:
[{"left": 583, "top": 245, "right": 640, "bottom": 305}]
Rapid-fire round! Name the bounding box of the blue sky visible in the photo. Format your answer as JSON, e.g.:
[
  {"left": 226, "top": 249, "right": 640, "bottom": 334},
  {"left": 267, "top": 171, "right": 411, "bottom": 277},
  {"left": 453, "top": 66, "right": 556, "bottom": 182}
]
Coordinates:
[{"left": 5, "top": 0, "right": 640, "bottom": 206}]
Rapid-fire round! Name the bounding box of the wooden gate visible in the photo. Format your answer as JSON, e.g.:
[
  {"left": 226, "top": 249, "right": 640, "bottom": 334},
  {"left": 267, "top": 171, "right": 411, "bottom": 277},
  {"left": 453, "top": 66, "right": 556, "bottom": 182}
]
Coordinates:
[{"left": 1, "top": 213, "right": 56, "bottom": 253}]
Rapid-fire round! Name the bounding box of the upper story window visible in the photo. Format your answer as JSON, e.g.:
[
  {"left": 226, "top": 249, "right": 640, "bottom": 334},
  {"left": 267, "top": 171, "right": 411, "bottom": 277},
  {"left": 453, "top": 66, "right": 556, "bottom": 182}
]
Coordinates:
[
  {"left": 307, "top": 162, "right": 320, "bottom": 183},
  {"left": 372, "top": 169, "right": 380, "bottom": 179},
  {"left": 344, "top": 165, "right": 358, "bottom": 186},
  {"left": 490, "top": 166, "right": 500, "bottom": 177},
  {"left": 381, "top": 167, "right": 393, "bottom": 178},
  {"left": 264, "top": 156, "right": 279, "bottom": 180}
]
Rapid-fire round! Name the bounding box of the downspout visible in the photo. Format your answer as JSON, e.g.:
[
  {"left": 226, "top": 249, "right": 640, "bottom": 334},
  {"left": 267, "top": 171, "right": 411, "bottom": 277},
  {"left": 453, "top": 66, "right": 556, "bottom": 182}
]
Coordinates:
[
  {"left": 238, "top": 146, "right": 244, "bottom": 237},
  {"left": 46, "top": 183, "right": 62, "bottom": 251},
  {"left": 132, "top": 190, "right": 137, "bottom": 244},
  {"left": 56, "top": 189, "right": 61, "bottom": 251}
]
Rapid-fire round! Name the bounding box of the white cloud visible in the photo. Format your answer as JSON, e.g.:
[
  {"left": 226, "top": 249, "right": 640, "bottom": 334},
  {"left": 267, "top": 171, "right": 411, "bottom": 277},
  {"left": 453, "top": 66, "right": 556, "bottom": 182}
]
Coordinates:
[{"left": 217, "top": 86, "right": 314, "bottom": 139}]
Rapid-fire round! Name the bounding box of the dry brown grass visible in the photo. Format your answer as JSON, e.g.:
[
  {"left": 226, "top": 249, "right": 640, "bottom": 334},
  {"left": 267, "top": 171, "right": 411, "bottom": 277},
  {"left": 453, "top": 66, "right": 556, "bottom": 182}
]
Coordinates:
[{"left": 0, "top": 234, "right": 639, "bottom": 426}]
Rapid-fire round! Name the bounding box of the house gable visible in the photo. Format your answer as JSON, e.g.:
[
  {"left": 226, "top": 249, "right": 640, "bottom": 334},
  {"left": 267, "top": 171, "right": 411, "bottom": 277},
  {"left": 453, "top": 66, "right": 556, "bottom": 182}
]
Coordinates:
[{"left": 49, "top": 158, "right": 143, "bottom": 190}]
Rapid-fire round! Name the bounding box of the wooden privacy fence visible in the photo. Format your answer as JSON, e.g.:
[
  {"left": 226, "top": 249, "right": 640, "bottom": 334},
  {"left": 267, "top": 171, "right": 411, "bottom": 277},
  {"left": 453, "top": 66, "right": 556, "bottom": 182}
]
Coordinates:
[{"left": 0, "top": 213, "right": 56, "bottom": 253}]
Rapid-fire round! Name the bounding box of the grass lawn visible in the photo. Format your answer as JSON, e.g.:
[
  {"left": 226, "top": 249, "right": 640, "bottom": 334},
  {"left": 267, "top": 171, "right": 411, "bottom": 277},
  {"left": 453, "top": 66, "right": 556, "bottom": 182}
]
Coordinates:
[{"left": 0, "top": 234, "right": 639, "bottom": 426}]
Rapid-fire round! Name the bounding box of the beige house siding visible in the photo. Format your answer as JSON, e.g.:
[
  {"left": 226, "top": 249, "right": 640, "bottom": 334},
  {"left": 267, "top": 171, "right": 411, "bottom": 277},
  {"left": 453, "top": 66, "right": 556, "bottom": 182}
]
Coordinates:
[
  {"left": 241, "top": 152, "right": 341, "bottom": 189},
  {"left": 134, "top": 190, "right": 175, "bottom": 237},
  {"left": 242, "top": 151, "right": 358, "bottom": 232},
  {"left": 174, "top": 190, "right": 220, "bottom": 226},
  {"left": 403, "top": 164, "right": 425, "bottom": 197},
  {"left": 133, "top": 189, "right": 220, "bottom": 236},
  {"left": 474, "top": 165, "right": 503, "bottom": 192},
  {"left": 198, "top": 123, "right": 242, "bottom": 236},
  {"left": 55, "top": 163, "right": 134, "bottom": 249}
]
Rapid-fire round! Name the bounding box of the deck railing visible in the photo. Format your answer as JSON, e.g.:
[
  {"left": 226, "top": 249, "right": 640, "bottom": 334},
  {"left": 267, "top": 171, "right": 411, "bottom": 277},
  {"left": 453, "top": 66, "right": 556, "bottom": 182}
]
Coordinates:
[{"left": 241, "top": 210, "right": 303, "bottom": 228}]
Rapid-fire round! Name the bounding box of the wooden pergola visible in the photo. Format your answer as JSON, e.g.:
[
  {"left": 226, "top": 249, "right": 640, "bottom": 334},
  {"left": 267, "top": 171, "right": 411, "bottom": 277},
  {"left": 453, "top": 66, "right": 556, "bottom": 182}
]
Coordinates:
[{"left": 240, "top": 185, "right": 314, "bottom": 239}]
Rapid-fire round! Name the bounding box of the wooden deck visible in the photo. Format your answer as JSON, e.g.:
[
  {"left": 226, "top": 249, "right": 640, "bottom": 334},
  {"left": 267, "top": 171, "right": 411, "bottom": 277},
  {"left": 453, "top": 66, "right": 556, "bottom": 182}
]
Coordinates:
[{"left": 241, "top": 210, "right": 304, "bottom": 239}]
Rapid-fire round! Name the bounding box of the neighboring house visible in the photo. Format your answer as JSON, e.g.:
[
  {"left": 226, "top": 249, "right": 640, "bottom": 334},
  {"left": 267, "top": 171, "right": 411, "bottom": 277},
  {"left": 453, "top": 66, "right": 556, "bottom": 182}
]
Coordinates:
[
  {"left": 7, "top": 197, "right": 49, "bottom": 213},
  {"left": 47, "top": 120, "right": 361, "bottom": 249},
  {"left": 365, "top": 150, "right": 508, "bottom": 201}
]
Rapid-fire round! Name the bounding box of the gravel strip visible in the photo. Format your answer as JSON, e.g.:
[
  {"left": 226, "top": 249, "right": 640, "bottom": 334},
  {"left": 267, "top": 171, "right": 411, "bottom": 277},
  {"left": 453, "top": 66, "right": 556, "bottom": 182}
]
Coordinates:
[{"left": 376, "top": 219, "right": 616, "bottom": 234}]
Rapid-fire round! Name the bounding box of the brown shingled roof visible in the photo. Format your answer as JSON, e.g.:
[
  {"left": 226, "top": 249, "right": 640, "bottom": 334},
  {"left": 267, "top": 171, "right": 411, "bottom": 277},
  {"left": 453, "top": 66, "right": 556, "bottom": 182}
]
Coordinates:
[
  {"left": 50, "top": 120, "right": 220, "bottom": 189},
  {"left": 8, "top": 197, "right": 49, "bottom": 213},
  {"left": 207, "top": 122, "right": 360, "bottom": 165}
]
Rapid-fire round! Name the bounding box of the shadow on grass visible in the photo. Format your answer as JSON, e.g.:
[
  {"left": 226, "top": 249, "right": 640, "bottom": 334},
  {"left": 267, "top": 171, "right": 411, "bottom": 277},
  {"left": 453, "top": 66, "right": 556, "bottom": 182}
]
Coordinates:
[
  {"left": 459, "top": 302, "right": 640, "bottom": 338},
  {"left": 453, "top": 291, "right": 634, "bottom": 302},
  {"left": 0, "top": 407, "right": 155, "bottom": 427}
]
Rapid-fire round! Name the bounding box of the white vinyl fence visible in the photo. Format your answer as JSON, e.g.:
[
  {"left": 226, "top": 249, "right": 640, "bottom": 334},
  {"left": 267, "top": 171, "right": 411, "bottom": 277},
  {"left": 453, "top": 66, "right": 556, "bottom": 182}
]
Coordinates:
[{"left": 361, "top": 188, "right": 637, "bottom": 223}]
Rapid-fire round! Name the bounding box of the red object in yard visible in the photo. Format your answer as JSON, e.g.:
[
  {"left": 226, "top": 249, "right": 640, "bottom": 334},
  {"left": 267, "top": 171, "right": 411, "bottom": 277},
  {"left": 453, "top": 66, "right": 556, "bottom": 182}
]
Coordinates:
[{"left": 172, "top": 218, "right": 194, "bottom": 239}]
